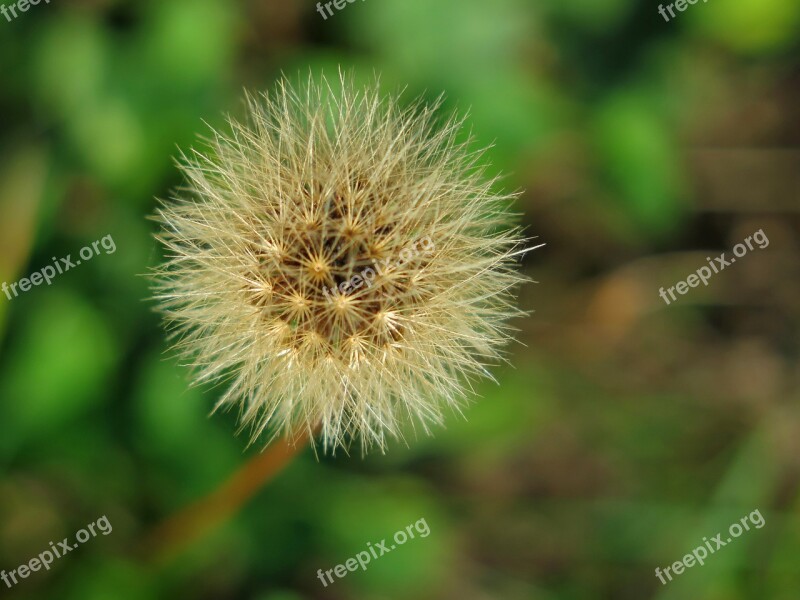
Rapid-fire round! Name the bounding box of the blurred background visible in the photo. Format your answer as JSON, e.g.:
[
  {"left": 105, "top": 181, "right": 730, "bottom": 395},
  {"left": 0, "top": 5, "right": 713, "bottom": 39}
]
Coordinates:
[{"left": 0, "top": 0, "right": 799, "bottom": 598}]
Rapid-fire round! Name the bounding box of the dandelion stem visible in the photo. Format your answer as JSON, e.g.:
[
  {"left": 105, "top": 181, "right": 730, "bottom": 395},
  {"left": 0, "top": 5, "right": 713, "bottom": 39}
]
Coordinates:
[{"left": 140, "top": 430, "right": 310, "bottom": 564}]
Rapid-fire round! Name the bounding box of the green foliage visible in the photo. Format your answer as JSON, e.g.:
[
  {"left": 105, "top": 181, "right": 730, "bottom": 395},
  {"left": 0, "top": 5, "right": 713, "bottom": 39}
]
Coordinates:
[{"left": 0, "top": 0, "right": 797, "bottom": 598}]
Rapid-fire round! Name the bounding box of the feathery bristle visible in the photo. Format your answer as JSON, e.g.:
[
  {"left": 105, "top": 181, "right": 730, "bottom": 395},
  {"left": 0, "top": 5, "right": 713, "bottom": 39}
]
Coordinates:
[{"left": 152, "top": 72, "right": 528, "bottom": 453}]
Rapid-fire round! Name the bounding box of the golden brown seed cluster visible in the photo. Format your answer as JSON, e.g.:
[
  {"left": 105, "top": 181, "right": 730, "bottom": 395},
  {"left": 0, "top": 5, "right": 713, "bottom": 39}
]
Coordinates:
[{"left": 243, "top": 182, "right": 429, "bottom": 358}]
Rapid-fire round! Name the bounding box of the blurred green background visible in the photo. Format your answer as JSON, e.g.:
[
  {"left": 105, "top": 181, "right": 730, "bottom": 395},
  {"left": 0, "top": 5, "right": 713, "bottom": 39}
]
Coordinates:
[{"left": 1, "top": 0, "right": 799, "bottom": 598}]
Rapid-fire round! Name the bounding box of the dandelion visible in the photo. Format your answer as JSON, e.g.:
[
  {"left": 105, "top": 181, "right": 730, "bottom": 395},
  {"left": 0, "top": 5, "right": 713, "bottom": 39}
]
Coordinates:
[{"left": 152, "top": 73, "right": 528, "bottom": 453}]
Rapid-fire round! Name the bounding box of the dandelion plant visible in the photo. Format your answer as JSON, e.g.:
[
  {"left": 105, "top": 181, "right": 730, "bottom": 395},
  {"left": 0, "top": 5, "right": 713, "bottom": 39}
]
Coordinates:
[{"left": 153, "top": 73, "right": 528, "bottom": 454}]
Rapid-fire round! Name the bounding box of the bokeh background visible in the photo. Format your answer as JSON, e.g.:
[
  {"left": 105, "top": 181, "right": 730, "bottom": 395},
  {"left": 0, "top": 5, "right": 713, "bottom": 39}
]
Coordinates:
[{"left": 1, "top": 0, "right": 799, "bottom": 598}]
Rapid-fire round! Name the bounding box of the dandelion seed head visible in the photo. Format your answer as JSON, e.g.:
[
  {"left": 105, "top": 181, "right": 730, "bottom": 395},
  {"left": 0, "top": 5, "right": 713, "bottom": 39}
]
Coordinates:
[{"left": 153, "top": 73, "right": 528, "bottom": 453}]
